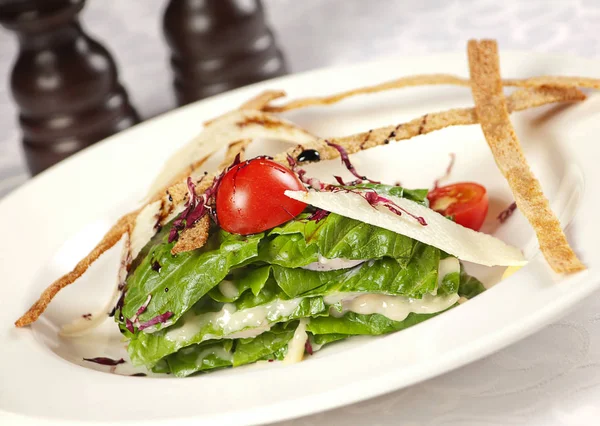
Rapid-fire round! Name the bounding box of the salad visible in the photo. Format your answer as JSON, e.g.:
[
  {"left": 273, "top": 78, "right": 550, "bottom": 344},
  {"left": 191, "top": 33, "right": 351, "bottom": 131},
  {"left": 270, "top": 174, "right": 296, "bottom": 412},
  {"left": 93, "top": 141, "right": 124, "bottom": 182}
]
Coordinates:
[
  {"left": 114, "top": 148, "right": 519, "bottom": 376},
  {"left": 15, "top": 39, "right": 587, "bottom": 378}
]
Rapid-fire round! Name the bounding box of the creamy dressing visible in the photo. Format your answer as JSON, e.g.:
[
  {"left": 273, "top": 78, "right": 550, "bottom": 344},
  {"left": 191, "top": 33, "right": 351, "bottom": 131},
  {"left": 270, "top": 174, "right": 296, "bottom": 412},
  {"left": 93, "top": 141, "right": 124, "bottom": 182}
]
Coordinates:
[
  {"left": 283, "top": 319, "right": 308, "bottom": 364},
  {"left": 324, "top": 292, "right": 459, "bottom": 322},
  {"left": 165, "top": 298, "right": 303, "bottom": 343},
  {"left": 302, "top": 255, "right": 364, "bottom": 271},
  {"left": 218, "top": 280, "right": 239, "bottom": 299},
  {"left": 437, "top": 257, "right": 461, "bottom": 287}
]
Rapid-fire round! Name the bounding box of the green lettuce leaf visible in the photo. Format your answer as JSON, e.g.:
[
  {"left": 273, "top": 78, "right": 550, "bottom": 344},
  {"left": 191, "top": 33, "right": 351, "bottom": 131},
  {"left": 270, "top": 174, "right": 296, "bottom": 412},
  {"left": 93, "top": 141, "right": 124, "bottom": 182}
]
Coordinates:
[
  {"left": 261, "top": 213, "right": 420, "bottom": 267},
  {"left": 306, "top": 311, "right": 442, "bottom": 335},
  {"left": 121, "top": 227, "right": 263, "bottom": 328},
  {"left": 127, "top": 284, "right": 326, "bottom": 367},
  {"left": 273, "top": 243, "right": 440, "bottom": 298},
  {"left": 459, "top": 268, "right": 486, "bottom": 298},
  {"left": 166, "top": 327, "right": 295, "bottom": 377}
]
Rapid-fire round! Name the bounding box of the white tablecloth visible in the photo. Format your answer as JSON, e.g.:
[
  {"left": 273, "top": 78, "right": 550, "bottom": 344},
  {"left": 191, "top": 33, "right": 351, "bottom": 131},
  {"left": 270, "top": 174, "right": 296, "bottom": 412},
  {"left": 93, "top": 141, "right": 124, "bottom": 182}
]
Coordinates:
[{"left": 1, "top": 1, "right": 600, "bottom": 424}]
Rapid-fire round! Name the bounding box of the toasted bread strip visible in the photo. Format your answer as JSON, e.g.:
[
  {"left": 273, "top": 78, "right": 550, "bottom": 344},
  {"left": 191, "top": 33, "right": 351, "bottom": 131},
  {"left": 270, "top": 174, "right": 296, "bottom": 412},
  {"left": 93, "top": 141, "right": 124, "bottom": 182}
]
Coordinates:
[
  {"left": 15, "top": 212, "right": 138, "bottom": 327},
  {"left": 273, "top": 86, "right": 586, "bottom": 164},
  {"left": 263, "top": 75, "right": 470, "bottom": 112},
  {"left": 218, "top": 139, "right": 252, "bottom": 170},
  {"left": 240, "top": 90, "right": 287, "bottom": 110},
  {"left": 504, "top": 76, "right": 600, "bottom": 89},
  {"left": 171, "top": 215, "right": 211, "bottom": 255},
  {"left": 204, "top": 90, "right": 288, "bottom": 126},
  {"left": 467, "top": 39, "right": 584, "bottom": 273},
  {"left": 263, "top": 74, "right": 599, "bottom": 113}
]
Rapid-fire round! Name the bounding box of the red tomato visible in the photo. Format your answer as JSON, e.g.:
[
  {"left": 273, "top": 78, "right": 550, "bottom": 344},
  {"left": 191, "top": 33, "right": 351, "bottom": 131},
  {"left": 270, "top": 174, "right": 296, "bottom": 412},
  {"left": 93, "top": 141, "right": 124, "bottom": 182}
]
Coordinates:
[
  {"left": 216, "top": 158, "right": 307, "bottom": 235},
  {"left": 427, "top": 182, "right": 489, "bottom": 231}
]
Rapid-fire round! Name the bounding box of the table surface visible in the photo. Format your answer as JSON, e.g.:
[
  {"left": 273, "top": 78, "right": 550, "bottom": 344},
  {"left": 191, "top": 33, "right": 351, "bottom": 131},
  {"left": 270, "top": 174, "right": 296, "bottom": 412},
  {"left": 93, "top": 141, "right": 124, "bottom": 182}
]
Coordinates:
[{"left": 2, "top": 1, "right": 600, "bottom": 425}]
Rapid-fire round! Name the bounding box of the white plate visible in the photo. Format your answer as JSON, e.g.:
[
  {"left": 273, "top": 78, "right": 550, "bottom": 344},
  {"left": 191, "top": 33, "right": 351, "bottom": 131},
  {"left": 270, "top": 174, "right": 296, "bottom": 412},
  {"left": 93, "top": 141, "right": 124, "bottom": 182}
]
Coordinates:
[{"left": 1, "top": 51, "right": 600, "bottom": 426}]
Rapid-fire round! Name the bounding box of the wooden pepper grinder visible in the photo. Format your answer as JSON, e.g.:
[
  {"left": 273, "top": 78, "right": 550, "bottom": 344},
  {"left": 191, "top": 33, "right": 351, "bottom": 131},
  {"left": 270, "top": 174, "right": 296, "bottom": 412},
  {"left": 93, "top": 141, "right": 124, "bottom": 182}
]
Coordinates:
[
  {"left": 163, "top": 0, "right": 287, "bottom": 105},
  {"left": 0, "top": 0, "right": 140, "bottom": 175}
]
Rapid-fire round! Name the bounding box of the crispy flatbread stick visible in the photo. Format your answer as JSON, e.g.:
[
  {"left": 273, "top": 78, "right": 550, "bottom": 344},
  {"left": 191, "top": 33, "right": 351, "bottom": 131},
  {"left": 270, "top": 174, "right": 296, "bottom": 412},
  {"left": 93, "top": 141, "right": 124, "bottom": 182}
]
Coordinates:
[
  {"left": 263, "top": 74, "right": 600, "bottom": 113},
  {"left": 263, "top": 75, "right": 470, "bottom": 112},
  {"left": 240, "top": 90, "right": 287, "bottom": 110},
  {"left": 171, "top": 215, "right": 211, "bottom": 255},
  {"left": 504, "top": 76, "right": 600, "bottom": 89},
  {"left": 204, "top": 90, "right": 288, "bottom": 126},
  {"left": 273, "top": 86, "right": 586, "bottom": 164},
  {"left": 15, "top": 212, "right": 138, "bottom": 327},
  {"left": 218, "top": 139, "right": 252, "bottom": 170},
  {"left": 467, "top": 39, "right": 584, "bottom": 274}
]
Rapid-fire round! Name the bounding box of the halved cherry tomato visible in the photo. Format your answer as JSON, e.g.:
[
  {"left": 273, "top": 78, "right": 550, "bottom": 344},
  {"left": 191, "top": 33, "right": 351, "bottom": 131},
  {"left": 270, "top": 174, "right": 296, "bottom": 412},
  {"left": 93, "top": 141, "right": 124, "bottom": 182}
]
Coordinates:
[
  {"left": 216, "top": 158, "right": 307, "bottom": 235},
  {"left": 427, "top": 182, "right": 488, "bottom": 231}
]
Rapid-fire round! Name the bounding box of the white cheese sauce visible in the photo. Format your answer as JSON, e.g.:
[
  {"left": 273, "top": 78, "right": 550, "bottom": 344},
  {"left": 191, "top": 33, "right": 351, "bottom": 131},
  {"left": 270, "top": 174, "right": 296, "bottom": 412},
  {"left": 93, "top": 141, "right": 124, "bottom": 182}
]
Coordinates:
[
  {"left": 437, "top": 256, "right": 461, "bottom": 286},
  {"left": 324, "top": 292, "right": 459, "bottom": 322},
  {"left": 218, "top": 280, "right": 239, "bottom": 299},
  {"left": 283, "top": 319, "right": 309, "bottom": 364},
  {"left": 301, "top": 255, "right": 364, "bottom": 271},
  {"left": 165, "top": 298, "right": 302, "bottom": 343}
]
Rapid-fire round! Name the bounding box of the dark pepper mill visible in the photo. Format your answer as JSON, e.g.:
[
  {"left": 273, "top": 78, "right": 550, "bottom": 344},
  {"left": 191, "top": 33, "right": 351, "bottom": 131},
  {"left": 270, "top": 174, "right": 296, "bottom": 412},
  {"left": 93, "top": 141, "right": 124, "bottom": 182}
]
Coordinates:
[
  {"left": 163, "top": 0, "right": 287, "bottom": 105},
  {"left": 0, "top": 0, "right": 140, "bottom": 175}
]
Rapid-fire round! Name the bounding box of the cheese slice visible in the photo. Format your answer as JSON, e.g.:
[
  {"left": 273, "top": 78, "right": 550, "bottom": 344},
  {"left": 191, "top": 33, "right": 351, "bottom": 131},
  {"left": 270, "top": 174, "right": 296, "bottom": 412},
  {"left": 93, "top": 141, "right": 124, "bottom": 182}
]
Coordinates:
[{"left": 285, "top": 190, "right": 526, "bottom": 267}]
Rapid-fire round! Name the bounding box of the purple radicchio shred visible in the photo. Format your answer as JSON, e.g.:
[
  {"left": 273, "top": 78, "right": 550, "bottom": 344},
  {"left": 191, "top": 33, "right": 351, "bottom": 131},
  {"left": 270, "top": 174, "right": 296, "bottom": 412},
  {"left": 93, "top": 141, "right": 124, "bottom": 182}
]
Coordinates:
[
  {"left": 109, "top": 287, "right": 126, "bottom": 318},
  {"left": 138, "top": 311, "right": 174, "bottom": 331},
  {"left": 360, "top": 190, "right": 427, "bottom": 226},
  {"left": 305, "top": 339, "right": 314, "bottom": 355},
  {"left": 169, "top": 155, "right": 243, "bottom": 243},
  {"left": 307, "top": 208, "right": 330, "bottom": 223},
  {"left": 325, "top": 140, "right": 379, "bottom": 184},
  {"left": 83, "top": 357, "right": 126, "bottom": 366},
  {"left": 433, "top": 153, "right": 456, "bottom": 190},
  {"left": 151, "top": 260, "right": 161, "bottom": 272},
  {"left": 135, "top": 295, "right": 152, "bottom": 318},
  {"left": 125, "top": 318, "right": 134, "bottom": 333},
  {"left": 498, "top": 201, "right": 517, "bottom": 223},
  {"left": 286, "top": 154, "right": 329, "bottom": 190}
]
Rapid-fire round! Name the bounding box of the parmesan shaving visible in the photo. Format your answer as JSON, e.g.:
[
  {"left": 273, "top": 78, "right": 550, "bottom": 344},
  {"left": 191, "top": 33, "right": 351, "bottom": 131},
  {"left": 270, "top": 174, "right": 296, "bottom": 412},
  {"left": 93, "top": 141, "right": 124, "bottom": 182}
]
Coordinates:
[{"left": 285, "top": 190, "right": 526, "bottom": 267}]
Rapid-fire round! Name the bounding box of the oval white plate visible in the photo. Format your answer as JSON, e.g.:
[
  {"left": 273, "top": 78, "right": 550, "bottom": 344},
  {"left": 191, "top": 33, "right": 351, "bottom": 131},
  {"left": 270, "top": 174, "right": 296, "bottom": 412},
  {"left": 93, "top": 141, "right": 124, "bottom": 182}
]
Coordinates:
[{"left": 1, "top": 51, "right": 600, "bottom": 426}]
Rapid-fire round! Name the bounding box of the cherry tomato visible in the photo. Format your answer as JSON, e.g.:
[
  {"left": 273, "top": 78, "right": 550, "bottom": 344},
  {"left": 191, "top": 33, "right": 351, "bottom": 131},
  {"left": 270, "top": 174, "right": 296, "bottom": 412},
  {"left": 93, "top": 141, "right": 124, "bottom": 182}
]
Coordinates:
[
  {"left": 216, "top": 158, "right": 307, "bottom": 235},
  {"left": 427, "top": 182, "right": 489, "bottom": 231}
]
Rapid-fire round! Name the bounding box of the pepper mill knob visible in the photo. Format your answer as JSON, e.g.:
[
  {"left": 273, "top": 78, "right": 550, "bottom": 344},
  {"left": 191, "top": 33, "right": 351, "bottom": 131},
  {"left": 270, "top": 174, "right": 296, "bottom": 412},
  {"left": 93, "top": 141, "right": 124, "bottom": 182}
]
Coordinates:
[
  {"left": 163, "top": 0, "right": 288, "bottom": 105},
  {"left": 0, "top": 0, "right": 140, "bottom": 175}
]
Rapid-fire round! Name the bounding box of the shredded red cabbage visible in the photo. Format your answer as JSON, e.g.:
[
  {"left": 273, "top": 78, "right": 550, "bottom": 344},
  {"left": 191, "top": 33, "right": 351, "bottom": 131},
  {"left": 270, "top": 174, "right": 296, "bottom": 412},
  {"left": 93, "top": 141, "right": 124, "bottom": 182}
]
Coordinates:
[
  {"left": 135, "top": 295, "right": 152, "bottom": 318},
  {"left": 325, "top": 188, "right": 426, "bottom": 226},
  {"left": 286, "top": 154, "right": 329, "bottom": 190},
  {"left": 498, "top": 202, "right": 517, "bottom": 223},
  {"left": 305, "top": 340, "right": 313, "bottom": 355},
  {"left": 125, "top": 318, "right": 134, "bottom": 333},
  {"left": 83, "top": 357, "right": 125, "bottom": 366},
  {"left": 138, "top": 311, "right": 174, "bottom": 331},
  {"left": 307, "top": 209, "right": 330, "bottom": 223},
  {"left": 325, "top": 140, "right": 379, "bottom": 184},
  {"left": 169, "top": 155, "right": 242, "bottom": 243},
  {"left": 433, "top": 153, "right": 456, "bottom": 189}
]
